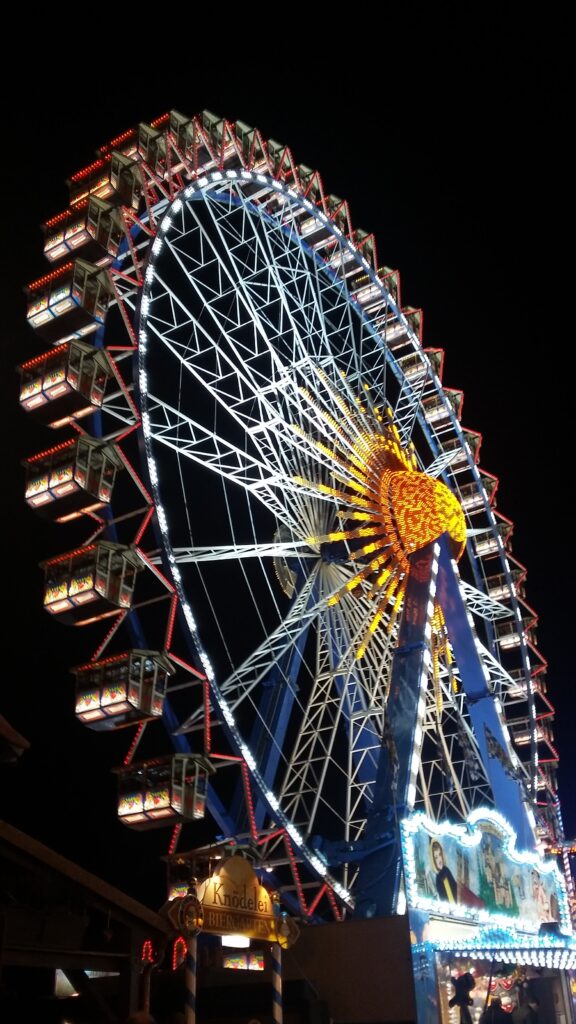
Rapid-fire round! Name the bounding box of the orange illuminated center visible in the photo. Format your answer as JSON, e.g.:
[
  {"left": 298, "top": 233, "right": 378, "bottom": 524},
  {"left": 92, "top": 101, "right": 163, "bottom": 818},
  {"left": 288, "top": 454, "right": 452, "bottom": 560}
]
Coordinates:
[
  {"left": 325, "top": 448, "right": 467, "bottom": 659},
  {"left": 380, "top": 468, "right": 466, "bottom": 569},
  {"left": 291, "top": 389, "right": 466, "bottom": 658},
  {"left": 286, "top": 380, "right": 467, "bottom": 659}
]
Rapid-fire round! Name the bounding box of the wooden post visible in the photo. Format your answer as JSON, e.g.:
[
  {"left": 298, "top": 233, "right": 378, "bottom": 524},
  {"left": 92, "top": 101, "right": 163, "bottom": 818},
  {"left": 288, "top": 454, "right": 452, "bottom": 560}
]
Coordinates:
[
  {"left": 184, "top": 932, "right": 197, "bottom": 1024},
  {"left": 271, "top": 942, "right": 282, "bottom": 1024}
]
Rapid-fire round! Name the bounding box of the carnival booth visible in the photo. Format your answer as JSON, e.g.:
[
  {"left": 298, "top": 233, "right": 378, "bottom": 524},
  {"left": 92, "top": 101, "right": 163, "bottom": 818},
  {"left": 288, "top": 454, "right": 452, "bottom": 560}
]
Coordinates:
[{"left": 402, "top": 809, "right": 576, "bottom": 1023}]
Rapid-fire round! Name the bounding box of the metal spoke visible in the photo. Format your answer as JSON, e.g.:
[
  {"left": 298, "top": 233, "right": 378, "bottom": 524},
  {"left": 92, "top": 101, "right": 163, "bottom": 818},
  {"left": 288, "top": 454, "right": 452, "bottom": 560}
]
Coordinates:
[{"left": 170, "top": 542, "right": 317, "bottom": 563}]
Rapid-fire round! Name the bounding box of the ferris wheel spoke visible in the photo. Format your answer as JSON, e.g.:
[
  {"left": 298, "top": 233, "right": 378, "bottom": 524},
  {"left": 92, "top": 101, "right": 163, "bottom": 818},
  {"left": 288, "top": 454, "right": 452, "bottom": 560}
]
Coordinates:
[
  {"left": 279, "top": 602, "right": 354, "bottom": 835},
  {"left": 240, "top": 200, "right": 358, "bottom": 371},
  {"left": 459, "top": 579, "right": 512, "bottom": 620},
  {"left": 171, "top": 541, "right": 317, "bottom": 563},
  {"left": 146, "top": 199, "right": 398, "bottom": 536},
  {"left": 203, "top": 194, "right": 317, "bottom": 375},
  {"left": 145, "top": 394, "right": 309, "bottom": 532},
  {"left": 424, "top": 448, "right": 464, "bottom": 478},
  {"left": 279, "top": 565, "right": 391, "bottom": 842},
  {"left": 176, "top": 563, "right": 330, "bottom": 738},
  {"left": 423, "top": 706, "right": 472, "bottom": 819},
  {"left": 393, "top": 367, "right": 430, "bottom": 447},
  {"left": 168, "top": 193, "right": 321, "bottom": 409},
  {"left": 145, "top": 385, "right": 377, "bottom": 548},
  {"left": 327, "top": 591, "right": 392, "bottom": 836},
  {"left": 198, "top": 191, "right": 381, "bottom": 450},
  {"left": 279, "top": 366, "right": 381, "bottom": 474},
  {"left": 418, "top": 674, "right": 493, "bottom": 819},
  {"left": 217, "top": 178, "right": 395, "bottom": 398},
  {"left": 475, "top": 640, "right": 525, "bottom": 696},
  {"left": 218, "top": 563, "right": 330, "bottom": 709},
  {"left": 145, "top": 272, "right": 329, "bottom": 530}
]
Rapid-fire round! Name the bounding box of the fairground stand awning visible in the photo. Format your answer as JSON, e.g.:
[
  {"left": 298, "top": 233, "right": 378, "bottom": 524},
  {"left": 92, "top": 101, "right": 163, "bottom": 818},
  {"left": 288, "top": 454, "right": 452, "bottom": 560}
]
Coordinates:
[{"left": 413, "top": 926, "right": 576, "bottom": 970}]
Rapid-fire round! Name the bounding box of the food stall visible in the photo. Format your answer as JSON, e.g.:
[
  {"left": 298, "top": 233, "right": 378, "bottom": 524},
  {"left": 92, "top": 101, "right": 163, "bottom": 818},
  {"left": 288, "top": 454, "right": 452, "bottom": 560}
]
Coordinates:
[{"left": 401, "top": 809, "right": 576, "bottom": 1022}]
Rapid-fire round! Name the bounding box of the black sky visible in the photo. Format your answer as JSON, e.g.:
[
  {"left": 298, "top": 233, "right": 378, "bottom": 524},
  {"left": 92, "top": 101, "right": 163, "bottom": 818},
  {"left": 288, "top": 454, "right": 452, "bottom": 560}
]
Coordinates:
[{"left": 1, "top": 39, "right": 572, "bottom": 907}]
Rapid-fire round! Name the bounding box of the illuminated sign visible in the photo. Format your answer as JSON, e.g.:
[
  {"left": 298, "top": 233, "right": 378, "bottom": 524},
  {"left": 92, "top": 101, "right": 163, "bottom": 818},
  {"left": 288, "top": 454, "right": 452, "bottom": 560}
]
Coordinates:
[
  {"left": 164, "top": 856, "right": 299, "bottom": 947},
  {"left": 401, "top": 809, "right": 572, "bottom": 934},
  {"left": 197, "top": 856, "right": 279, "bottom": 942}
]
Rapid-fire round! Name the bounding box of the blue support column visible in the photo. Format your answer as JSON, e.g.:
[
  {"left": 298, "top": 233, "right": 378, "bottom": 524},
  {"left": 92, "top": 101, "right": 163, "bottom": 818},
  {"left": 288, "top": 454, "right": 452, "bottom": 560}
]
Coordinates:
[
  {"left": 235, "top": 569, "right": 316, "bottom": 832},
  {"left": 242, "top": 568, "right": 386, "bottom": 833},
  {"left": 436, "top": 535, "right": 535, "bottom": 852},
  {"left": 354, "top": 534, "right": 536, "bottom": 919},
  {"left": 250, "top": 626, "right": 311, "bottom": 830},
  {"left": 354, "top": 542, "right": 437, "bottom": 917}
]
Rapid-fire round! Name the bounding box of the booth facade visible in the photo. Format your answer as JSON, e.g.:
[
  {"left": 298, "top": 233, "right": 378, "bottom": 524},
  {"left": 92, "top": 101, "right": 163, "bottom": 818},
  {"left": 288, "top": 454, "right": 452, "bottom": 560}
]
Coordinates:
[{"left": 402, "top": 809, "right": 576, "bottom": 1023}]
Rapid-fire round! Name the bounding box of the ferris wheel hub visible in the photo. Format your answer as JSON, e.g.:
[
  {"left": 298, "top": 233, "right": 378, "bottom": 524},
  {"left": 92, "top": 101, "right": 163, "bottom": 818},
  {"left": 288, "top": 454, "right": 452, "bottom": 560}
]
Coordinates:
[{"left": 381, "top": 469, "right": 466, "bottom": 565}]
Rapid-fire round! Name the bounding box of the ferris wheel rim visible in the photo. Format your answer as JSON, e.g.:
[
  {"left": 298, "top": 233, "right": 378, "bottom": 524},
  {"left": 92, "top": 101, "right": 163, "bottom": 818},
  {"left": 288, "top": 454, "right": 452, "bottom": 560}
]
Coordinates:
[
  {"left": 132, "top": 166, "right": 536, "bottom": 894},
  {"left": 137, "top": 171, "right": 404, "bottom": 901}
]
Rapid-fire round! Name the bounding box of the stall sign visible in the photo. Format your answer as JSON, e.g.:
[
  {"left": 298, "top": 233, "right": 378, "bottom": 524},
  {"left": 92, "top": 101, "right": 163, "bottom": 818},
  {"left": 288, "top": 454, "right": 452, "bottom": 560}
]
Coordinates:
[{"left": 401, "top": 809, "right": 571, "bottom": 933}]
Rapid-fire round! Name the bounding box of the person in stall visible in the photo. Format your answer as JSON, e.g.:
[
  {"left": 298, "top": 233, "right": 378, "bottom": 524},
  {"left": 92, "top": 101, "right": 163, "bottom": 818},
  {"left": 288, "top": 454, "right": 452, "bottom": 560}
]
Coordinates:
[{"left": 480, "top": 996, "right": 508, "bottom": 1024}]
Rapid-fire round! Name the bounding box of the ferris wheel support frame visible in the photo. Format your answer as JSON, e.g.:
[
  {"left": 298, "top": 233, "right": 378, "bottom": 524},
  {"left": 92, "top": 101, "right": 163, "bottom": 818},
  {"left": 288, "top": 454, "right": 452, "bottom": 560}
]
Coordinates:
[{"left": 354, "top": 536, "right": 536, "bottom": 918}]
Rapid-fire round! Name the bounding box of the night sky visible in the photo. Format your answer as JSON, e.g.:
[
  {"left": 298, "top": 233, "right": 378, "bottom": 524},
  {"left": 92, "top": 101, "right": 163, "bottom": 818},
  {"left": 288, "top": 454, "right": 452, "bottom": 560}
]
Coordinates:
[{"left": 1, "top": 43, "right": 572, "bottom": 909}]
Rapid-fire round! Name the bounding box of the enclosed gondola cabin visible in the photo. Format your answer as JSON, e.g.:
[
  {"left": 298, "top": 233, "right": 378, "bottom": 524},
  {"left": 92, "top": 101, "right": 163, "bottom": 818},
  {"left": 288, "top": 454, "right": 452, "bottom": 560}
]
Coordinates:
[
  {"left": 67, "top": 151, "right": 142, "bottom": 209},
  {"left": 24, "top": 436, "right": 123, "bottom": 523},
  {"left": 25, "top": 259, "right": 113, "bottom": 345},
  {"left": 17, "top": 341, "right": 112, "bottom": 429},
  {"left": 40, "top": 542, "right": 143, "bottom": 625},
  {"left": 73, "top": 650, "right": 173, "bottom": 730},
  {"left": 116, "top": 754, "right": 214, "bottom": 830},
  {"left": 107, "top": 152, "right": 143, "bottom": 208},
  {"left": 42, "top": 197, "right": 124, "bottom": 264}
]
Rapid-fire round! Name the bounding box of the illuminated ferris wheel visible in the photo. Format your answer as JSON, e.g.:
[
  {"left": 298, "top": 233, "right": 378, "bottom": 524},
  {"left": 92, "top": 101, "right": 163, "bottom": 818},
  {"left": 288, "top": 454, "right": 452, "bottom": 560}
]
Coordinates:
[{"left": 18, "top": 110, "right": 567, "bottom": 920}]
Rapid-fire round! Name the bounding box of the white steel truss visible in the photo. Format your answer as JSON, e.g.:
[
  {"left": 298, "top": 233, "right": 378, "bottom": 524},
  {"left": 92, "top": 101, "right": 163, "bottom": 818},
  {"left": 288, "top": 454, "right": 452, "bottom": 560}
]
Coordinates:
[{"left": 136, "top": 169, "right": 539, "bottom": 893}]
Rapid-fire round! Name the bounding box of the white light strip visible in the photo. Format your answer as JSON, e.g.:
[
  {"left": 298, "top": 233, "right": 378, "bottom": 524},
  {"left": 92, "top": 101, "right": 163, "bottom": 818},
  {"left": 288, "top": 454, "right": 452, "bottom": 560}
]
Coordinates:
[{"left": 406, "top": 546, "right": 440, "bottom": 810}]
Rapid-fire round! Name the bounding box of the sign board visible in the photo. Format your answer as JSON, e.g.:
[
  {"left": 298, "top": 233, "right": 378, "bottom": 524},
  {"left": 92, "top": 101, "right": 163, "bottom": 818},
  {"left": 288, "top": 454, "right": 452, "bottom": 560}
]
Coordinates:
[
  {"left": 196, "top": 854, "right": 298, "bottom": 946},
  {"left": 199, "top": 855, "right": 276, "bottom": 940},
  {"left": 401, "top": 809, "right": 572, "bottom": 934},
  {"left": 163, "top": 855, "right": 300, "bottom": 946}
]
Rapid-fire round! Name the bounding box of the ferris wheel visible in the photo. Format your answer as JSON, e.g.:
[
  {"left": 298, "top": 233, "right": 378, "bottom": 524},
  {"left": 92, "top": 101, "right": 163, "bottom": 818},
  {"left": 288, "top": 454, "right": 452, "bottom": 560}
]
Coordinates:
[{"left": 18, "top": 110, "right": 567, "bottom": 921}]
